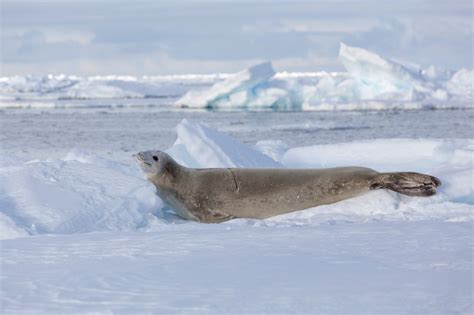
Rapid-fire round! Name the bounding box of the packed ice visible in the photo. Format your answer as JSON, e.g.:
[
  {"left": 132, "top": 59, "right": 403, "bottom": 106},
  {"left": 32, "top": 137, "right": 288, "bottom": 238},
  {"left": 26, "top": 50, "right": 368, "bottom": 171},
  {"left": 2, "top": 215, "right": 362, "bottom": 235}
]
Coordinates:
[{"left": 1, "top": 44, "right": 472, "bottom": 110}]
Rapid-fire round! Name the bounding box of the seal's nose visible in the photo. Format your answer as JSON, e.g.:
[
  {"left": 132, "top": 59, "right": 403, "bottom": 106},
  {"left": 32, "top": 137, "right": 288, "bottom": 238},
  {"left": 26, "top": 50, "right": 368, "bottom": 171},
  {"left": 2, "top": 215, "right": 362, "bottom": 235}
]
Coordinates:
[{"left": 135, "top": 152, "right": 145, "bottom": 161}]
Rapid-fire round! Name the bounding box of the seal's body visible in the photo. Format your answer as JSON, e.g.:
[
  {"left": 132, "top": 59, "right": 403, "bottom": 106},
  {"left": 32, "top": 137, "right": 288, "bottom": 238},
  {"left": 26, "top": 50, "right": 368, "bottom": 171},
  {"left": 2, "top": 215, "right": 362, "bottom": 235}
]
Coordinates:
[{"left": 136, "top": 151, "right": 441, "bottom": 223}]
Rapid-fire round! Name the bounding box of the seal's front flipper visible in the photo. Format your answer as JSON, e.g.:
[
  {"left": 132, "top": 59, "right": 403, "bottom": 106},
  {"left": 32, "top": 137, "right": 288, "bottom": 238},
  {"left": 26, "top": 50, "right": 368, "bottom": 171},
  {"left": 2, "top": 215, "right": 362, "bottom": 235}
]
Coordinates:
[{"left": 371, "top": 172, "right": 441, "bottom": 197}]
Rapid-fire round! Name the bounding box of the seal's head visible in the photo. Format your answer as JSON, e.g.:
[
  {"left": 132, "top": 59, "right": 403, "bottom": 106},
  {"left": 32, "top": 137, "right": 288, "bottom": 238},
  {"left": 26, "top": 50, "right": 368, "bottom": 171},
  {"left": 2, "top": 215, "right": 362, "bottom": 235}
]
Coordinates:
[{"left": 135, "top": 150, "right": 174, "bottom": 178}]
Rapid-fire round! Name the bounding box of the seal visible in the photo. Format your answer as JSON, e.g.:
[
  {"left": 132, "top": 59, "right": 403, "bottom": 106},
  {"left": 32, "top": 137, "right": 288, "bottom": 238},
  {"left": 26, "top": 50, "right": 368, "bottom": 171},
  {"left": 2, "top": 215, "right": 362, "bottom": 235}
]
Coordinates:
[{"left": 136, "top": 150, "right": 441, "bottom": 223}]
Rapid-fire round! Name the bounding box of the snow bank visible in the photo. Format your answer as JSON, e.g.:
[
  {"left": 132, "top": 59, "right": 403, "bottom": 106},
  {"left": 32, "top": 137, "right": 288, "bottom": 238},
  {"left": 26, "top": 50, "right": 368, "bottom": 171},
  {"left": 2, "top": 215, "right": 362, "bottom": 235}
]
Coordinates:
[
  {"left": 0, "top": 120, "right": 472, "bottom": 240},
  {"left": 2, "top": 44, "right": 472, "bottom": 110}
]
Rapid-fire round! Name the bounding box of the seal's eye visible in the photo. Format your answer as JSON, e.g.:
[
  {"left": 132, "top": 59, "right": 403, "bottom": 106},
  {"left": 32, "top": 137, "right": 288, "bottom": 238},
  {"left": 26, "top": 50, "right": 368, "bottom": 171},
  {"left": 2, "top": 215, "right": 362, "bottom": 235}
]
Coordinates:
[{"left": 153, "top": 156, "right": 159, "bottom": 161}]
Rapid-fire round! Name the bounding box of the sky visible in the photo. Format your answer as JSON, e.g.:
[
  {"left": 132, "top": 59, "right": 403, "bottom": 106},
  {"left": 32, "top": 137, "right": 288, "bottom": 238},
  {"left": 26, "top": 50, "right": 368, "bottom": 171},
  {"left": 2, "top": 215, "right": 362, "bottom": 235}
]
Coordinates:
[{"left": 1, "top": 0, "right": 472, "bottom": 76}]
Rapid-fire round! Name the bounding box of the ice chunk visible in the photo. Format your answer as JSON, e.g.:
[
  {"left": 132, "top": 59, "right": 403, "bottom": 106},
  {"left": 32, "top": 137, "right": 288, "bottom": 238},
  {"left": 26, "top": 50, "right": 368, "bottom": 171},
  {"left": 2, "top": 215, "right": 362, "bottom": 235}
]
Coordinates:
[
  {"left": 174, "top": 62, "right": 289, "bottom": 108},
  {"left": 301, "top": 43, "right": 464, "bottom": 108},
  {"left": 167, "top": 119, "right": 282, "bottom": 168},
  {"left": 307, "top": 43, "right": 429, "bottom": 103},
  {"left": 447, "top": 69, "right": 474, "bottom": 99},
  {"left": 339, "top": 43, "right": 424, "bottom": 86}
]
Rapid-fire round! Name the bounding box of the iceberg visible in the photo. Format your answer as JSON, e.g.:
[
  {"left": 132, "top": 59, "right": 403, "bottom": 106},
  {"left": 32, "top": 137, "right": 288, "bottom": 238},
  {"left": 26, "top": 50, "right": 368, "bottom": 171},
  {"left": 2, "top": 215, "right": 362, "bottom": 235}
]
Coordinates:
[
  {"left": 174, "top": 62, "right": 291, "bottom": 109},
  {"left": 339, "top": 43, "right": 424, "bottom": 87},
  {"left": 172, "top": 43, "right": 471, "bottom": 110},
  {"left": 1, "top": 44, "right": 472, "bottom": 110},
  {"left": 301, "top": 44, "right": 451, "bottom": 108}
]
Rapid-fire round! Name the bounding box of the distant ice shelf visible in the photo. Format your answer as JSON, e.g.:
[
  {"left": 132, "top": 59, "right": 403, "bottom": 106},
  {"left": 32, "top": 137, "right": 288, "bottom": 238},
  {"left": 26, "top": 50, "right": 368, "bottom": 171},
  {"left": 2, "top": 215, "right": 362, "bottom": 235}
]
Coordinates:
[{"left": 1, "top": 43, "right": 472, "bottom": 110}]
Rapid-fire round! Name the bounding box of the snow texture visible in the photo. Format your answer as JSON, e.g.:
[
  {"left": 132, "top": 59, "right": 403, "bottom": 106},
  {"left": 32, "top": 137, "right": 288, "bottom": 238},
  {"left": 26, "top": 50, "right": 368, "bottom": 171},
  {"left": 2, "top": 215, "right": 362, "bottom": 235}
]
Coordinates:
[
  {"left": 1, "top": 44, "right": 472, "bottom": 110},
  {"left": 2, "top": 221, "right": 472, "bottom": 314}
]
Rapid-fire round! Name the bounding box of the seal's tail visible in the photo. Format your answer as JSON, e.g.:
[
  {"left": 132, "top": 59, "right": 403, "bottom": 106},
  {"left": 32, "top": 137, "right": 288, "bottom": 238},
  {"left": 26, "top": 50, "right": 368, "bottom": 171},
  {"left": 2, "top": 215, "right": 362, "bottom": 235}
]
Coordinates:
[{"left": 370, "top": 172, "right": 441, "bottom": 197}]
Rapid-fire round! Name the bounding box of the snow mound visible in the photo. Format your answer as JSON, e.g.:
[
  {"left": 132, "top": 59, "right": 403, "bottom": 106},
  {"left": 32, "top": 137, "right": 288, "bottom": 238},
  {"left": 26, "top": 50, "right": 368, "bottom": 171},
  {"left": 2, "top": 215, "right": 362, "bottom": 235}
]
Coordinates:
[
  {"left": 0, "top": 120, "right": 472, "bottom": 240},
  {"left": 0, "top": 152, "right": 163, "bottom": 239}
]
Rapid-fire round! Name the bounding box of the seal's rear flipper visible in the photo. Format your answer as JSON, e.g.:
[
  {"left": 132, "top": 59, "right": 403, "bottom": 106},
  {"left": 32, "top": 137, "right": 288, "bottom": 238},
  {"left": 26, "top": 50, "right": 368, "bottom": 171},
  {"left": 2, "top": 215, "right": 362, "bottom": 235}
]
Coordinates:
[{"left": 371, "top": 172, "right": 441, "bottom": 197}]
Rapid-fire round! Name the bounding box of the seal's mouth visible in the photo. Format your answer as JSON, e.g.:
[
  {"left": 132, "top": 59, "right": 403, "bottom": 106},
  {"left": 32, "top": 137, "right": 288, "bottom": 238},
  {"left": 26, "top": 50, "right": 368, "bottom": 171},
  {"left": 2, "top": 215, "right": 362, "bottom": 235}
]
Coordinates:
[{"left": 135, "top": 152, "right": 152, "bottom": 166}]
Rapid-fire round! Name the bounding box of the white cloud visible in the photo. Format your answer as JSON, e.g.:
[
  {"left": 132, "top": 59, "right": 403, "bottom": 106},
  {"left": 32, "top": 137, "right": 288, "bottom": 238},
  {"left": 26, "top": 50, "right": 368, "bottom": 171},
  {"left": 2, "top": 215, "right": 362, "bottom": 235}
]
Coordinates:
[
  {"left": 243, "top": 19, "right": 380, "bottom": 34},
  {"left": 4, "top": 28, "right": 95, "bottom": 45},
  {"left": 42, "top": 29, "right": 95, "bottom": 45}
]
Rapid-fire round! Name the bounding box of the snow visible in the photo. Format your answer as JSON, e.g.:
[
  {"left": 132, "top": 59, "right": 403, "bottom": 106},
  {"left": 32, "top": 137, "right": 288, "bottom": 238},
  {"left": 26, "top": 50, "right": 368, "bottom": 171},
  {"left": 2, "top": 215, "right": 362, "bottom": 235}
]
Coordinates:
[
  {"left": 0, "top": 151, "right": 162, "bottom": 240},
  {"left": 1, "top": 117, "right": 473, "bottom": 314},
  {"left": 2, "top": 221, "right": 472, "bottom": 314},
  {"left": 1, "top": 44, "right": 472, "bottom": 110}
]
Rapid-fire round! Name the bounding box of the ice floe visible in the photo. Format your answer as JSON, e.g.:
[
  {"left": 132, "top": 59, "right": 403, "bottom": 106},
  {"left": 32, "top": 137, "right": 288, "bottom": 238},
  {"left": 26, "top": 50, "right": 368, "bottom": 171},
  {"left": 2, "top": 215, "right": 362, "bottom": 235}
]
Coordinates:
[{"left": 0, "top": 120, "right": 472, "bottom": 240}]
